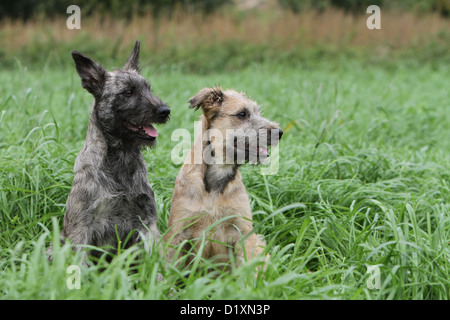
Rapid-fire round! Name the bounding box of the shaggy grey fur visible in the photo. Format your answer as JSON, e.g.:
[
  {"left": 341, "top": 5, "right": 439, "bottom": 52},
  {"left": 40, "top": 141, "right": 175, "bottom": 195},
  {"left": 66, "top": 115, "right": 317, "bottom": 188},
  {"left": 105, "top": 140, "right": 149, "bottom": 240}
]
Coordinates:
[{"left": 61, "top": 40, "right": 170, "bottom": 259}]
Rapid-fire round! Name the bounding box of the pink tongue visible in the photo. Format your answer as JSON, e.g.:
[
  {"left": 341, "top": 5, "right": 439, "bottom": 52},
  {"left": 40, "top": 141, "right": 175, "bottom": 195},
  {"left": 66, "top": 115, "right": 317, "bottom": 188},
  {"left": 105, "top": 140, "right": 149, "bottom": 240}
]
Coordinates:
[
  {"left": 258, "top": 147, "right": 269, "bottom": 156},
  {"left": 143, "top": 125, "right": 158, "bottom": 137}
]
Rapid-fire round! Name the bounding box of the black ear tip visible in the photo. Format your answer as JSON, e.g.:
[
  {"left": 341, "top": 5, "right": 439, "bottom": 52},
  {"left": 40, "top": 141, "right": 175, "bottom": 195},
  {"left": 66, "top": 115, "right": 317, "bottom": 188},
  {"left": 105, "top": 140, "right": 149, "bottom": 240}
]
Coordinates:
[
  {"left": 133, "top": 40, "right": 141, "bottom": 52},
  {"left": 71, "top": 51, "right": 88, "bottom": 63}
]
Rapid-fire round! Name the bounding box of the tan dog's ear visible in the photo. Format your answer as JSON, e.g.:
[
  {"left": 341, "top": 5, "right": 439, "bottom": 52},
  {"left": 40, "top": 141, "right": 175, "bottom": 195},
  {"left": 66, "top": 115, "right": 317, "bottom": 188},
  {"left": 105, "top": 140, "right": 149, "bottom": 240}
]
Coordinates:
[{"left": 188, "top": 87, "right": 224, "bottom": 119}]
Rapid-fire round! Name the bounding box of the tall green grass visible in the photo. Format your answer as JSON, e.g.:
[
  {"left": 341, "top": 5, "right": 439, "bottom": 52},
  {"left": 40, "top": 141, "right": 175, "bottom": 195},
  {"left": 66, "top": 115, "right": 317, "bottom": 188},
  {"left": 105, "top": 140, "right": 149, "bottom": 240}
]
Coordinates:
[{"left": 0, "top": 59, "right": 449, "bottom": 299}]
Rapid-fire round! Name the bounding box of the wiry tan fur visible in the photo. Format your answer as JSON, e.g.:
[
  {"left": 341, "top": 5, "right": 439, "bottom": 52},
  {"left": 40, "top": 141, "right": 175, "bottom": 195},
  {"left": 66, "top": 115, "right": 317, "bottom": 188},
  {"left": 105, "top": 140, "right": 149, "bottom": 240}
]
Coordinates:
[{"left": 165, "top": 87, "right": 282, "bottom": 270}]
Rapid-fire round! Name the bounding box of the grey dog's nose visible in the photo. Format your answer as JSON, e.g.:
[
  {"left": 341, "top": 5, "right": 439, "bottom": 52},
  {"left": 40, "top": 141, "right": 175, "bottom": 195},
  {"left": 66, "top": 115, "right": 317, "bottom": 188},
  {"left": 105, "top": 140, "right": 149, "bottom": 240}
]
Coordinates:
[{"left": 157, "top": 106, "right": 170, "bottom": 117}]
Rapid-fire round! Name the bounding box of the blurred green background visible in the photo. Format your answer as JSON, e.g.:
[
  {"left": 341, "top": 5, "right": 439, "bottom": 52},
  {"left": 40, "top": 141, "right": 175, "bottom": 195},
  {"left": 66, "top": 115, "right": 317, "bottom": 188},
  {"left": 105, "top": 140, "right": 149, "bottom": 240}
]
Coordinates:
[{"left": 0, "top": 0, "right": 449, "bottom": 72}]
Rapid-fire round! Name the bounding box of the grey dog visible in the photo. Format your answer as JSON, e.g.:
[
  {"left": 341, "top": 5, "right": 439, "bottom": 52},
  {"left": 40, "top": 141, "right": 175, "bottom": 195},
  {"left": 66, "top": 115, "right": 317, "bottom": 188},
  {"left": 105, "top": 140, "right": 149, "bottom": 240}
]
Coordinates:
[{"left": 60, "top": 40, "right": 170, "bottom": 260}]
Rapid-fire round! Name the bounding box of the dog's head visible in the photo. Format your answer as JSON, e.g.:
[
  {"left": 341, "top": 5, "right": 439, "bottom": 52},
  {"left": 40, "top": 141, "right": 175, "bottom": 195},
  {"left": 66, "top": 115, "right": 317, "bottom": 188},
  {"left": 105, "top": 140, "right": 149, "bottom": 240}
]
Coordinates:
[
  {"left": 189, "top": 86, "right": 283, "bottom": 164},
  {"left": 71, "top": 40, "right": 170, "bottom": 148}
]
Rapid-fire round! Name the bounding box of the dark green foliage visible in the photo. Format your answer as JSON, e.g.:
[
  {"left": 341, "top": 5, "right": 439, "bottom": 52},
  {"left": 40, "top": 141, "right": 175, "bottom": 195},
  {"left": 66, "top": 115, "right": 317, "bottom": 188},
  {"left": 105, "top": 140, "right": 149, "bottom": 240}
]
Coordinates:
[
  {"left": 0, "top": 0, "right": 232, "bottom": 21},
  {"left": 1, "top": 0, "right": 449, "bottom": 21},
  {"left": 277, "top": 0, "right": 449, "bottom": 16}
]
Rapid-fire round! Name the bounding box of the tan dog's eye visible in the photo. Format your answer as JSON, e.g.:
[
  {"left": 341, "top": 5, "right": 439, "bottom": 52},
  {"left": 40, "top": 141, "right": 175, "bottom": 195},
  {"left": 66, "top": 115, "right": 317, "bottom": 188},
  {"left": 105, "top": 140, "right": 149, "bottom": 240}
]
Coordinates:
[{"left": 237, "top": 111, "right": 247, "bottom": 119}]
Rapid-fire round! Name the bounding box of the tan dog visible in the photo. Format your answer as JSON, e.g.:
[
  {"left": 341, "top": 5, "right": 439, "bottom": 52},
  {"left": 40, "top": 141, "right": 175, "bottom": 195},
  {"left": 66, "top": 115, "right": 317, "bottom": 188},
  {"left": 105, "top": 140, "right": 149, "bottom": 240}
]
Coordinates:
[{"left": 165, "top": 87, "right": 283, "bottom": 269}]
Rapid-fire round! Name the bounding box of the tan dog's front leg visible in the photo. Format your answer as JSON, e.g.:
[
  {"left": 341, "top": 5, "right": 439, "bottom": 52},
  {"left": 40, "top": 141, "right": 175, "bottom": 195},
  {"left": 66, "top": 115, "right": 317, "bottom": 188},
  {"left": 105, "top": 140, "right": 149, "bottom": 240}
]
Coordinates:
[{"left": 243, "top": 233, "right": 270, "bottom": 277}]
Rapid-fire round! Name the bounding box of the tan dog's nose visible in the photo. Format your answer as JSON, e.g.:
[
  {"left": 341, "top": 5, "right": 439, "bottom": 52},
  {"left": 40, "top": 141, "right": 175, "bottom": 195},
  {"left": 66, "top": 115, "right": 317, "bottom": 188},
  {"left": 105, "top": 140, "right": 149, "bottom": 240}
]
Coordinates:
[{"left": 278, "top": 128, "right": 283, "bottom": 140}]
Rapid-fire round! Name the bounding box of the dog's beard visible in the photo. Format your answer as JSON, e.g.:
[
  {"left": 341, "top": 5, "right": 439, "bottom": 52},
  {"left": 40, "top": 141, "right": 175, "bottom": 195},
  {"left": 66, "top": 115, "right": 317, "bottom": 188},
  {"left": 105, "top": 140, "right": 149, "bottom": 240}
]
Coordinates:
[
  {"left": 124, "top": 120, "right": 158, "bottom": 138},
  {"left": 123, "top": 120, "right": 158, "bottom": 148},
  {"left": 99, "top": 121, "right": 157, "bottom": 150},
  {"left": 223, "top": 136, "right": 271, "bottom": 165},
  {"left": 234, "top": 144, "right": 270, "bottom": 165},
  {"left": 121, "top": 112, "right": 170, "bottom": 148}
]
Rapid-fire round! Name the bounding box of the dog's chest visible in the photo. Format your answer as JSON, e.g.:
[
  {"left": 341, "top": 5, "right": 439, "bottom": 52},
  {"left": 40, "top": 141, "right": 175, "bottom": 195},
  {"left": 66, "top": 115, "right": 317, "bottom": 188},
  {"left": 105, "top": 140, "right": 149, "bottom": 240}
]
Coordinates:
[
  {"left": 76, "top": 150, "right": 157, "bottom": 229},
  {"left": 189, "top": 210, "right": 249, "bottom": 258},
  {"left": 100, "top": 191, "right": 155, "bottom": 218},
  {"left": 90, "top": 189, "right": 157, "bottom": 244},
  {"left": 186, "top": 192, "right": 253, "bottom": 255}
]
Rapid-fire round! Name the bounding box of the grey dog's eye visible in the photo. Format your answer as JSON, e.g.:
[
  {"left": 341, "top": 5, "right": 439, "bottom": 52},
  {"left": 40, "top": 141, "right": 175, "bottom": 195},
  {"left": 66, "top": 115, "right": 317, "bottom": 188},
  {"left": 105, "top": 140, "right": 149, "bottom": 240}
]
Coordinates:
[{"left": 123, "top": 89, "right": 133, "bottom": 97}]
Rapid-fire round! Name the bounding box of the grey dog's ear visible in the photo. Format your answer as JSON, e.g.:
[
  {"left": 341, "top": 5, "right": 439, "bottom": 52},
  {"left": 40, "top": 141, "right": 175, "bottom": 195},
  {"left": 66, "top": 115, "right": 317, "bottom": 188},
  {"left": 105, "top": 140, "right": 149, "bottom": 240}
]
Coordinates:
[
  {"left": 123, "top": 40, "right": 140, "bottom": 72},
  {"left": 188, "top": 86, "right": 224, "bottom": 110},
  {"left": 72, "top": 51, "right": 106, "bottom": 98}
]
